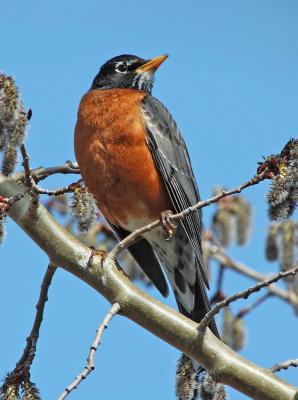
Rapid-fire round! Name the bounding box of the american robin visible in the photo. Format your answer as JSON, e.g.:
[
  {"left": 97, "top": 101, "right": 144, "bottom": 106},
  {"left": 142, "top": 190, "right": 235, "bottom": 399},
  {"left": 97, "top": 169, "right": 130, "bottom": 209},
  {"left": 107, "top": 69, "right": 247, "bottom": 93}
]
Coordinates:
[{"left": 74, "top": 54, "right": 218, "bottom": 337}]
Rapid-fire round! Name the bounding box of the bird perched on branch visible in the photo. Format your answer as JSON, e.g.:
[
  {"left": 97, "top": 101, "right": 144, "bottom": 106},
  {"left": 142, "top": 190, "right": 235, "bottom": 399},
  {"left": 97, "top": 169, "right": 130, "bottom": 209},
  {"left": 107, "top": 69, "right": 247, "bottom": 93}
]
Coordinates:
[{"left": 74, "top": 54, "right": 218, "bottom": 337}]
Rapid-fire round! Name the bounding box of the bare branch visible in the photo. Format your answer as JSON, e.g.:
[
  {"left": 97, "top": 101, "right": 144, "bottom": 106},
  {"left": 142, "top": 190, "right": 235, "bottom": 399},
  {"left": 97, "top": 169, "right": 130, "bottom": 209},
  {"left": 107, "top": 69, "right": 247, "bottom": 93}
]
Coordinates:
[
  {"left": 199, "top": 266, "right": 298, "bottom": 331},
  {"left": 20, "top": 145, "right": 81, "bottom": 197},
  {"left": 14, "top": 263, "right": 57, "bottom": 381},
  {"left": 33, "top": 179, "right": 82, "bottom": 196},
  {"left": 1, "top": 176, "right": 298, "bottom": 399},
  {"left": 20, "top": 144, "right": 36, "bottom": 189},
  {"left": 209, "top": 246, "right": 298, "bottom": 311},
  {"left": 109, "top": 173, "right": 266, "bottom": 259},
  {"left": 10, "top": 161, "right": 80, "bottom": 184},
  {"left": 31, "top": 161, "right": 80, "bottom": 182},
  {"left": 271, "top": 359, "right": 298, "bottom": 373},
  {"left": 58, "top": 303, "right": 121, "bottom": 400},
  {"left": 236, "top": 292, "right": 272, "bottom": 319},
  {"left": 0, "top": 162, "right": 79, "bottom": 212},
  {"left": 20, "top": 144, "right": 40, "bottom": 216}
]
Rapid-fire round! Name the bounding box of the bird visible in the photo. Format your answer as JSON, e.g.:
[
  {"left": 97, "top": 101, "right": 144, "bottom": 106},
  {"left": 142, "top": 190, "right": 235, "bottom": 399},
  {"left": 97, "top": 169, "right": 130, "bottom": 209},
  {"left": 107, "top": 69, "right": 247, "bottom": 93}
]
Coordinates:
[{"left": 74, "top": 54, "right": 218, "bottom": 337}]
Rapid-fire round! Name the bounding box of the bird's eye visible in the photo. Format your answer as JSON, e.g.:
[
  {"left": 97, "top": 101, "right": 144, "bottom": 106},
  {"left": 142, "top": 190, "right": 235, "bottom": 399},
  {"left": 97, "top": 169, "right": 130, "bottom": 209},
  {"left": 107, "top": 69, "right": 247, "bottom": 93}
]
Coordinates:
[{"left": 115, "top": 62, "right": 128, "bottom": 73}]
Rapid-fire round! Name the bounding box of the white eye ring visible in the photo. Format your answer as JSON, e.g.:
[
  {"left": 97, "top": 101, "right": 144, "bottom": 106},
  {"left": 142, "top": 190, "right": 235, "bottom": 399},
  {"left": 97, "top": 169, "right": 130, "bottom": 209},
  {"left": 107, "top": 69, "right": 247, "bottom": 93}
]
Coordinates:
[{"left": 115, "top": 62, "right": 128, "bottom": 73}]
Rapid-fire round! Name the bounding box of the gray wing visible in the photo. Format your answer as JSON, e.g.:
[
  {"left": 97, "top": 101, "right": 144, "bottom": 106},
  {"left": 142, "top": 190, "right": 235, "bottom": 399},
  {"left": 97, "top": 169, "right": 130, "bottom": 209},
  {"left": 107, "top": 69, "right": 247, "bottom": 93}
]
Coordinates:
[{"left": 141, "top": 95, "right": 209, "bottom": 289}]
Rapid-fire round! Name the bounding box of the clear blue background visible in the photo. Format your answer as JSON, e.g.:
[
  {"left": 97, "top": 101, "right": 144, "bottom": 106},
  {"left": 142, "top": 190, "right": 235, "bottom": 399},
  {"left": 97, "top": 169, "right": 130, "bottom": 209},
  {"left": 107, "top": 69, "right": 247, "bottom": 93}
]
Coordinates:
[{"left": 1, "top": 1, "right": 298, "bottom": 399}]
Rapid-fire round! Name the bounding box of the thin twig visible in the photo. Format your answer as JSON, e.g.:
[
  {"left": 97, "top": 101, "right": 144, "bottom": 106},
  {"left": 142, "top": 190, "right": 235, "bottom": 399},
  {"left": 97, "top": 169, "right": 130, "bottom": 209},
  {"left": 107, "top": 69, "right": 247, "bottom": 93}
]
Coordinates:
[
  {"left": 174, "top": 173, "right": 266, "bottom": 219},
  {"left": 271, "top": 359, "right": 298, "bottom": 373},
  {"left": 108, "top": 173, "right": 266, "bottom": 259},
  {"left": 13, "top": 161, "right": 80, "bottom": 182},
  {"left": 14, "top": 263, "right": 57, "bottom": 380},
  {"left": 0, "top": 179, "right": 80, "bottom": 213},
  {"left": 20, "top": 146, "right": 81, "bottom": 198},
  {"left": 199, "top": 266, "right": 298, "bottom": 331},
  {"left": 216, "top": 264, "right": 225, "bottom": 292},
  {"left": 209, "top": 247, "right": 298, "bottom": 311},
  {"left": 33, "top": 179, "right": 82, "bottom": 196},
  {"left": 58, "top": 303, "right": 121, "bottom": 400},
  {"left": 210, "top": 265, "right": 226, "bottom": 304},
  {"left": 0, "top": 160, "right": 79, "bottom": 210},
  {"left": 11, "top": 162, "right": 79, "bottom": 184},
  {"left": 32, "top": 161, "right": 79, "bottom": 182},
  {"left": 236, "top": 292, "right": 272, "bottom": 319},
  {"left": 20, "top": 144, "right": 36, "bottom": 189},
  {"left": 20, "top": 144, "right": 40, "bottom": 214}
]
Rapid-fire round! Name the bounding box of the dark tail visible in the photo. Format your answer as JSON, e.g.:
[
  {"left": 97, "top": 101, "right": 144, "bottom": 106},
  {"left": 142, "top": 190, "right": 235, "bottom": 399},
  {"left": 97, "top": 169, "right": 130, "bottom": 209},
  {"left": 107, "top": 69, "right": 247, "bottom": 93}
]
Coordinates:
[
  {"left": 176, "top": 264, "right": 219, "bottom": 338},
  {"left": 175, "top": 267, "right": 220, "bottom": 400}
]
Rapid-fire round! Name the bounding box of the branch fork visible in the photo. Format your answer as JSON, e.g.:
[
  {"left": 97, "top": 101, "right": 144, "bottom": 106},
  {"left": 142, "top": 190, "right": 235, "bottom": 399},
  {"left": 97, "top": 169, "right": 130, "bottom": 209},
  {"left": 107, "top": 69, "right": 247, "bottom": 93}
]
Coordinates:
[{"left": 1, "top": 146, "right": 297, "bottom": 400}]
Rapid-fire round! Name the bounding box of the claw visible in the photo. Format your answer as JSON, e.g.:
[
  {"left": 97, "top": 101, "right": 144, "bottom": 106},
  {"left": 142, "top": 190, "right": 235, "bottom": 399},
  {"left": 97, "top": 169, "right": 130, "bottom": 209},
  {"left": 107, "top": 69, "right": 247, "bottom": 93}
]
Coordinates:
[{"left": 160, "top": 210, "right": 177, "bottom": 240}]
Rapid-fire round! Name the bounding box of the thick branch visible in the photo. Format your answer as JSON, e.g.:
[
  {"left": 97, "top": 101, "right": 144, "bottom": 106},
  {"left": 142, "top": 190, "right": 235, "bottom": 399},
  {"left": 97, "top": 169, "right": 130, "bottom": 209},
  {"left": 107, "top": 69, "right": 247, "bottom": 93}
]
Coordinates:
[
  {"left": 0, "top": 189, "right": 29, "bottom": 211},
  {"left": 1, "top": 176, "right": 297, "bottom": 400},
  {"left": 58, "top": 303, "right": 121, "bottom": 400}
]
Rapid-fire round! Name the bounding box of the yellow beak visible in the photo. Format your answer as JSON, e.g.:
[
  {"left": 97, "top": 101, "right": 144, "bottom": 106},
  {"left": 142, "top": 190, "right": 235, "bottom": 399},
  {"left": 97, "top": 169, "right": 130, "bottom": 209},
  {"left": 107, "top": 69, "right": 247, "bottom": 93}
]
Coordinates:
[{"left": 135, "top": 54, "right": 168, "bottom": 73}]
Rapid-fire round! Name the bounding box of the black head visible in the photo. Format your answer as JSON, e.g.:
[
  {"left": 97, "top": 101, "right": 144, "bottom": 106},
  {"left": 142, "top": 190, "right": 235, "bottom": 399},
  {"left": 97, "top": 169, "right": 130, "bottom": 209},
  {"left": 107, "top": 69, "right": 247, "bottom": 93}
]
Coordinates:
[{"left": 90, "top": 54, "right": 168, "bottom": 94}]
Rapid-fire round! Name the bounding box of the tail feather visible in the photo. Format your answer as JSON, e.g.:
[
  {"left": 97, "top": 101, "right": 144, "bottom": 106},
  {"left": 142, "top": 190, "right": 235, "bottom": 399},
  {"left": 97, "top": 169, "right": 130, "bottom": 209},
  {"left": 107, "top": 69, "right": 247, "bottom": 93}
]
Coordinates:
[
  {"left": 148, "top": 226, "right": 218, "bottom": 335},
  {"left": 176, "top": 263, "right": 219, "bottom": 337}
]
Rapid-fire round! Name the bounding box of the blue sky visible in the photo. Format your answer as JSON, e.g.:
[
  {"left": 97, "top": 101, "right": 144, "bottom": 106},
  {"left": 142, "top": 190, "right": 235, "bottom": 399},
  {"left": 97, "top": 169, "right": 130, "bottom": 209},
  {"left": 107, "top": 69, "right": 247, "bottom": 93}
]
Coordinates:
[{"left": 1, "top": 1, "right": 298, "bottom": 399}]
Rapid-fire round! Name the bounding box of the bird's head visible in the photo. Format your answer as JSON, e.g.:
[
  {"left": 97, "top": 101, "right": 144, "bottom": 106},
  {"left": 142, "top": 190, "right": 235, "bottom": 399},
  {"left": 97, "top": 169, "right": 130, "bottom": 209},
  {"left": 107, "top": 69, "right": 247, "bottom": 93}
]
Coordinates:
[{"left": 90, "top": 54, "right": 168, "bottom": 94}]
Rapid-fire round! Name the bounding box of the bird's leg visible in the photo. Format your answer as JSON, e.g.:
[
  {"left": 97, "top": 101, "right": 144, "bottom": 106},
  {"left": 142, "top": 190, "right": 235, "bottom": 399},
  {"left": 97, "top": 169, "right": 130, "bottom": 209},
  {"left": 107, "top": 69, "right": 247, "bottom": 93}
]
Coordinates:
[
  {"left": 160, "top": 210, "right": 177, "bottom": 240},
  {"left": 88, "top": 246, "right": 107, "bottom": 268}
]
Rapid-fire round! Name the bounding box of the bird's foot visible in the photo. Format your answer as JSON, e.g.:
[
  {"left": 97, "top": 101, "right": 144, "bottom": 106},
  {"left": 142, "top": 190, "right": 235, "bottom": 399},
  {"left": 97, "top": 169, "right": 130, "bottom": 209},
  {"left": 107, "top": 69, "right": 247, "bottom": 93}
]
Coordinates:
[
  {"left": 160, "top": 210, "right": 177, "bottom": 240},
  {"left": 88, "top": 246, "right": 107, "bottom": 268}
]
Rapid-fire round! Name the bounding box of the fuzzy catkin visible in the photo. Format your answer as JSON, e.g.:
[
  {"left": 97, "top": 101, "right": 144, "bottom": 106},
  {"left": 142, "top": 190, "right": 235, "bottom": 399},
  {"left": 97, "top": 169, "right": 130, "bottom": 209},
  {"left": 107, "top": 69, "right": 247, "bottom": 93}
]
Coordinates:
[
  {"left": 266, "top": 139, "right": 298, "bottom": 221},
  {"left": 0, "top": 74, "right": 27, "bottom": 175},
  {"left": 175, "top": 354, "right": 199, "bottom": 400},
  {"left": 71, "top": 186, "right": 97, "bottom": 232}
]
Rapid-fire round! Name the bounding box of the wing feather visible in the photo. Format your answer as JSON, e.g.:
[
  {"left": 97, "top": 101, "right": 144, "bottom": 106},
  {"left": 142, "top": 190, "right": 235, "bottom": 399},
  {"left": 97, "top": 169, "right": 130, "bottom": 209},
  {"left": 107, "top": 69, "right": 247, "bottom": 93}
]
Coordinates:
[{"left": 141, "top": 95, "right": 209, "bottom": 288}]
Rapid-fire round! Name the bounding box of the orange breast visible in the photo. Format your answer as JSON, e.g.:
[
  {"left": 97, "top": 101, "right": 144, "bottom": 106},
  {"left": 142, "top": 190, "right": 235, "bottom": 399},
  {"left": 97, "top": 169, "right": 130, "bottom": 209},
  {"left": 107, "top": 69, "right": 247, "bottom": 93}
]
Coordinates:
[{"left": 74, "top": 88, "right": 171, "bottom": 227}]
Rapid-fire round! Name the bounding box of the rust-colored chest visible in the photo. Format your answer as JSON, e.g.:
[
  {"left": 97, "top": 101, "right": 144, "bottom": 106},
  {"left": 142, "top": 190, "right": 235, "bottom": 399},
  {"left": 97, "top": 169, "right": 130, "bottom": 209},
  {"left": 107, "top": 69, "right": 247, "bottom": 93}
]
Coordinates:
[{"left": 74, "top": 88, "right": 171, "bottom": 227}]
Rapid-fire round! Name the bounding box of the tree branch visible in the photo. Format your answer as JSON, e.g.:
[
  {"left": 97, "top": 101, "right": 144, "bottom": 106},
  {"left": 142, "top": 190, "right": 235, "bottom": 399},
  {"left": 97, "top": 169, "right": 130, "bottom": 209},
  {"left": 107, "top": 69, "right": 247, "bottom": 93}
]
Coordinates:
[
  {"left": 13, "top": 161, "right": 80, "bottom": 183},
  {"left": 1, "top": 176, "right": 297, "bottom": 400},
  {"left": 109, "top": 172, "right": 266, "bottom": 259},
  {"left": 32, "top": 179, "right": 82, "bottom": 196},
  {"left": 20, "top": 144, "right": 36, "bottom": 189},
  {"left": 0, "top": 190, "right": 30, "bottom": 211},
  {"left": 58, "top": 303, "right": 121, "bottom": 400},
  {"left": 199, "top": 266, "right": 298, "bottom": 331},
  {"left": 236, "top": 292, "right": 272, "bottom": 319},
  {"left": 209, "top": 246, "right": 298, "bottom": 312},
  {"left": 20, "top": 145, "right": 81, "bottom": 197},
  {"left": 14, "top": 263, "right": 57, "bottom": 381},
  {"left": 271, "top": 359, "right": 298, "bottom": 373}
]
